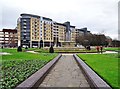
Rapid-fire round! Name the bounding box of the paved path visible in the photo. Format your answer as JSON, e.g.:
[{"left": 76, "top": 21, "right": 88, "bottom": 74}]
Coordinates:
[
  {"left": 80, "top": 51, "right": 118, "bottom": 54},
  {"left": 0, "top": 52, "right": 11, "bottom": 55},
  {"left": 103, "top": 51, "right": 118, "bottom": 54},
  {"left": 39, "top": 54, "right": 90, "bottom": 87},
  {"left": 26, "top": 51, "right": 39, "bottom": 54}
]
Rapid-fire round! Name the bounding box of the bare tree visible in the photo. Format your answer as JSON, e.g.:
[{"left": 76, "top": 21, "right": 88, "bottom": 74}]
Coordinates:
[{"left": 76, "top": 33, "right": 108, "bottom": 46}]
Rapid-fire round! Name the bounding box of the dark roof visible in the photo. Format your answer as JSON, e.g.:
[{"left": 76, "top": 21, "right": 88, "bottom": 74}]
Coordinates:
[
  {"left": 80, "top": 27, "right": 87, "bottom": 30},
  {"left": 55, "top": 22, "right": 66, "bottom": 26},
  {"left": 76, "top": 28, "right": 91, "bottom": 33},
  {"left": 43, "top": 17, "right": 52, "bottom": 21},
  {"left": 87, "top": 31, "right": 90, "bottom": 33},
  {"left": 2, "top": 29, "right": 17, "bottom": 33},
  {"left": 77, "top": 28, "right": 87, "bottom": 32},
  {"left": 21, "top": 13, "right": 53, "bottom": 21},
  {"left": 106, "top": 36, "right": 112, "bottom": 39},
  {"left": 70, "top": 25, "right": 75, "bottom": 28},
  {"left": 21, "top": 13, "right": 40, "bottom": 18},
  {"left": 77, "top": 29, "right": 85, "bottom": 32}
]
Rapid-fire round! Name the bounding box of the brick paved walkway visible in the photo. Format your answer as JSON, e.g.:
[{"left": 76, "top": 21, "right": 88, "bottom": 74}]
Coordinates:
[{"left": 39, "top": 54, "right": 90, "bottom": 87}]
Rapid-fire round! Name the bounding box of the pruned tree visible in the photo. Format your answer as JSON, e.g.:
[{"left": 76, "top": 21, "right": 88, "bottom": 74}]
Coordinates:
[
  {"left": 49, "top": 46, "right": 54, "bottom": 53},
  {"left": 17, "top": 46, "right": 22, "bottom": 52}
]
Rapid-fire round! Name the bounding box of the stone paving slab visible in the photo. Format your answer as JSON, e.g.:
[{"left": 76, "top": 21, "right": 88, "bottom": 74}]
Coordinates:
[
  {"left": 79, "top": 51, "right": 118, "bottom": 54},
  {"left": 26, "top": 51, "right": 39, "bottom": 54},
  {"left": 39, "top": 54, "right": 90, "bottom": 88},
  {"left": 103, "top": 51, "right": 118, "bottom": 54}
]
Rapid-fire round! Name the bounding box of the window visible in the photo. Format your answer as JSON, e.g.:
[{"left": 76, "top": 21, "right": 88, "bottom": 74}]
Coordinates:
[
  {"left": 23, "top": 19, "right": 26, "bottom": 21},
  {"left": 24, "top": 33, "right": 26, "bottom": 35},
  {"left": 23, "top": 35, "right": 26, "bottom": 39},
  {"left": 23, "top": 23, "right": 26, "bottom": 25},
  {"left": 24, "top": 26, "right": 26, "bottom": 28}
]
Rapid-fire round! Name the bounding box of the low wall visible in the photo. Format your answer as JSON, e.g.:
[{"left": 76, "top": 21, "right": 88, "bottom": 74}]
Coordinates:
[
  {"left": 73, "top": 54, "right": 112, "bottom": 89},
  {"left": 15, "top": 54, "right": 62, "bottom": 89}
]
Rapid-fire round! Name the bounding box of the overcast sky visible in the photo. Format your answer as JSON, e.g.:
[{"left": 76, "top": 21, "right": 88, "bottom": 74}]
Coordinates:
[{"left": 0, "top": 0, "right": 119, "bottom": 39}]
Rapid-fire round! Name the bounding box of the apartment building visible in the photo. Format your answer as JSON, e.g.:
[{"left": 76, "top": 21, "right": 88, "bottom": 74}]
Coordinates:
[
  {"left": 53, "top": 22, "right": 66, "bottom": 46},
  {"left": 17, "top": 13, "right": 90, "bottom": 47},
  {"left": 0, "top": 29, "right": 18, "bottom": 47},
  {"left": 17, "top": 14, "right": 40, "bottom": 47},
  {"left": 41, "top": 17, "right": 53, "bottom": 47}
]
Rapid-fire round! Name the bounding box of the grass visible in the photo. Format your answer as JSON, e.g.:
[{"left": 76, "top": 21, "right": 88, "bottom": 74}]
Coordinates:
[
  {"left": 104, "top": 47, "right": 120, "bottom": 52},
  {"left": 77, "top": 53, "right": 119, "bottom": 89},
  {"left": 34, "top": 48, "right": 49, "bottom": 53},
  {"left": 1, "top": 48, "right": 56, "bottom": 61},
  {"left": 1, "top": 48, "right": 58, "bottom": 89}
]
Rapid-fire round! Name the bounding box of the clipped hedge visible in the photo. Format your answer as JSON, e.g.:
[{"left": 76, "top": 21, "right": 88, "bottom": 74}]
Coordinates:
[
  {"left": 49, "top": 46, "right": 54, "bottom": 53},
  {"left": 17, "top": 46, "right": 22, "bottom": 52}
]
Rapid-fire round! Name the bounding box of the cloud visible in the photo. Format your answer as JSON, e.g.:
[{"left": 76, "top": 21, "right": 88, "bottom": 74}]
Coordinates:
[
  {"left": 0, "top": 0, "right": 119, "bottom": 39},
  {"left": 2, "top": 7, "right": 20, "bottom": 29}
]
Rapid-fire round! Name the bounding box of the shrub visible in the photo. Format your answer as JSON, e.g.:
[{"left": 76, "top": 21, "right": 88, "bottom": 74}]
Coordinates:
[
  {"left": 17, "top": 46, "right": 22, "bottom": 52},
  {"left": 1, "top": 46, "right": 3, "bottom": 49},
  {"left": 49, "top": 46, "right": 54, "bottom": 53},
  {"left": 25, "top": 46, "right": 28, "bottom": 49},
  {"left": 86, "top": 46, "right": 91, "bottom": 50}
]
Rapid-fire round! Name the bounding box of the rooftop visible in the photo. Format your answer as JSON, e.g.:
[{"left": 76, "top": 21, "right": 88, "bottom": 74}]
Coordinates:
[{"left": 21, "top": 13, "right": 40, "bottom": 18}]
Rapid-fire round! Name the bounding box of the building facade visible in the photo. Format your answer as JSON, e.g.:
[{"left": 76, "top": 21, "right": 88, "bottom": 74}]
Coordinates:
[
  {"left": 17, "top": 14, "right": 40, "bottom": 47},
  {"left": 17, "top": 13, "right": 91, "bottom": 47},
  {"left": 0, "top": 29, "right": 18, "bottom": 47}
]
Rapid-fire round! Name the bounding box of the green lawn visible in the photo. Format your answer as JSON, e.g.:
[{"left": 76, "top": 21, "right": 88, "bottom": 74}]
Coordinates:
[
  {"left": 1, "top": 48, "right": 58, "bottom": 89},
  {"left": 34, "top": 48, "right": 49, "bottom": 53},
  {"left": 77, "top": 53, "right": 119, "bottom": 89},
  {"left": 1, "top": 48, "right": 56, "bottom": 61},
  {"left": 104, "top": 47, "right": 120, "bottom": 52}
]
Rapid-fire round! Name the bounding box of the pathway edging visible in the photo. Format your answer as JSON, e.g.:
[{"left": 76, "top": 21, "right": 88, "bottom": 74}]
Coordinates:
[
  {"left": 15, "top": 54, "right": 62, "bottom": 89},
  {"left": 73, "top": 54, "right": 112, "bottom": 89}
]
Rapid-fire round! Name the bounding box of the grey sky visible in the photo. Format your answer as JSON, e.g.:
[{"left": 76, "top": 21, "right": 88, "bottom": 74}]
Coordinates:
[{"left": 0, "top": 0, "right": 119, "bottom": 39}]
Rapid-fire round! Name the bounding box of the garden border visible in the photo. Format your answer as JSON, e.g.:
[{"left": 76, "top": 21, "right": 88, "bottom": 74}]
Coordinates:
[
  {"left": 73, "top": 54, "right": 112, "bottom": 89},
  {"left": 15, "top": 54, "right": 62, "bottom": 89}
]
